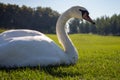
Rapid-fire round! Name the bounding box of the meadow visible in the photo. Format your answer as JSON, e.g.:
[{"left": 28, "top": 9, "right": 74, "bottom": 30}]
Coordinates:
[{"left": 0, "top": 33, "right": 120, "bottom": 80}]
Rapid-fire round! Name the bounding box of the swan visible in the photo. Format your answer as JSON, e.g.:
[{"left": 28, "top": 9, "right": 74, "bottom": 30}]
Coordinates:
[{"left": 0, "top": 6, "right": 95, "bottom": 67}]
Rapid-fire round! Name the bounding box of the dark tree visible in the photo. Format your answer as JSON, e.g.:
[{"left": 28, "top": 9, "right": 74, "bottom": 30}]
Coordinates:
[{"left": 0, "top": 3, "right": 59, "bottom": 33}]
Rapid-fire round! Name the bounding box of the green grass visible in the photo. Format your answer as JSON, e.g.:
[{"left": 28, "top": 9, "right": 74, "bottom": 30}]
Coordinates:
[
  {"left": 0, "top": 28, "right": 6, "bottom": 33},
  {"left": 0, "top": 34, "right": 120, "bottom": 80}
]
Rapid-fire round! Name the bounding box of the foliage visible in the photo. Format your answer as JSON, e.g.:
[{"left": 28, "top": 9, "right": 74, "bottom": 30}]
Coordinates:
[
  {"left": 0, "top": 3, "right": 120, "bottom": 35},
  {"left": 0, "top": 34, "right": 120, "bottom": 80},
  {"left": 0, "top": 3, "right": 59, "bottom": 33},
  {"left": 69, "top": 15, "right": 120, "bottom": 35}
]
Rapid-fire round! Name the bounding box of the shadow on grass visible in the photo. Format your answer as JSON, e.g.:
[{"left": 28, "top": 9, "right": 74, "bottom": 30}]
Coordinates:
[{"left": 0, "top": 64, "right": 82, "bottom": 78}]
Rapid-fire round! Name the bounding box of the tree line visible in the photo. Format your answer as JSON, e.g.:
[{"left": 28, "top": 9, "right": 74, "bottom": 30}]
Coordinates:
[
  {"left": 69, "top": 15, "right": 120, "bottom": 35},
  {"left": 0, "top": 3, "right": 59, "bottom": 33},
  {"left": 0, "top": 3, "right": 120, "bottom": 35}
]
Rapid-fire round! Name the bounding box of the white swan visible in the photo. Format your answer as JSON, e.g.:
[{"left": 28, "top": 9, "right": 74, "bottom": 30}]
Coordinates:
[{"left": 0, "top": 6, "right": 95, "bottom": 67}]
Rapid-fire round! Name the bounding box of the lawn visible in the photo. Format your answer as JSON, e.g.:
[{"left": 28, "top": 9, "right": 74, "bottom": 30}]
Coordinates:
[{"left": 0, "top": 34, "right": 120, "bottom": 80}]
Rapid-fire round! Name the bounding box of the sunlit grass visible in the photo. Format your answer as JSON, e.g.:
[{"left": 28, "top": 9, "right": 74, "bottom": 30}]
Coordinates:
[
  {"left": 0, "top": 28, "right": 6, "bottom": 33},
  {"left": 0, "top": 33, "right": 120, "bottom": 80}
]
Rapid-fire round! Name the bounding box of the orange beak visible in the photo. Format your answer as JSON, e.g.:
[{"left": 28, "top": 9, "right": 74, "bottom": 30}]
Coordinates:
[{"left": 83, "top": 13, "right": 95, "bottom": 25}]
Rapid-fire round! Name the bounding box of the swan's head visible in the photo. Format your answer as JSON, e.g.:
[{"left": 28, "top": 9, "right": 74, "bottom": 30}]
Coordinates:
[{"left": 69, "top": 6, "right": 95, "bottom": 24}]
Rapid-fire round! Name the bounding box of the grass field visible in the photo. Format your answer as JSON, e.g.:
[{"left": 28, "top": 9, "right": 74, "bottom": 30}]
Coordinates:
[{"left": 0, "top": 34, "right": 120, "bottom": 80}]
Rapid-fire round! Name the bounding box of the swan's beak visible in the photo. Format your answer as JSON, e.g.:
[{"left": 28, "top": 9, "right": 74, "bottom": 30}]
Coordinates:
[{"left": 83, "top": 13, "right": 95, "bottom": 25}]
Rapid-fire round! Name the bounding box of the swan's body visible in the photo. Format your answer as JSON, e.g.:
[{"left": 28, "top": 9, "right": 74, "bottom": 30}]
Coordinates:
[
  {"left": 0, "top": 30, "right": 69, "bottom": 67},
  {"left": 0, "top": 6, "right": 94, "bottom": 67}
]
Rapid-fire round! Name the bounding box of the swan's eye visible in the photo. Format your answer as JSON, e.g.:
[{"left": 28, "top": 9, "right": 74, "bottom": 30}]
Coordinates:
[{"left": 79, "top": 9, "right": 89, "bottom": 16}]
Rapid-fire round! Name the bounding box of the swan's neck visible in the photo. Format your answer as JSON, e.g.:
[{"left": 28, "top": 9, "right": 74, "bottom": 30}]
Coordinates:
[{"left": 56, "top": 10, "right": 78, "bottom": 63}]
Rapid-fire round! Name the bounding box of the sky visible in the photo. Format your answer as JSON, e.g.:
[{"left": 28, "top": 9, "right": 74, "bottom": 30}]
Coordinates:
[{"left": 0, "top": 0, "right": 120, "bottom": 19}]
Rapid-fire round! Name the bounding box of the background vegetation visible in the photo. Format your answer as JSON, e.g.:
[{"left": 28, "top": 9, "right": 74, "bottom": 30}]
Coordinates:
[
  {"left": 0, "top": 3, "right": 120, "bottom": 35},
  {"left": 0, "top": 3, "right": 59, "bottom": 33},
  {"left": 69, "top": 15, "right": 120, "bottom": 35}
]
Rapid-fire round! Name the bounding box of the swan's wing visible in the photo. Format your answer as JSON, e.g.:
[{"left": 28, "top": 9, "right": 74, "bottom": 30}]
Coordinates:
[
  {"left": 0, "top": 29, "right": 43, "bottom": 39},
  {"left": 0, "top": 29, "right": 44, "bottom": 44},
  {"left": 0, "top": 34, "right": 67, "bottom": 67}
]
